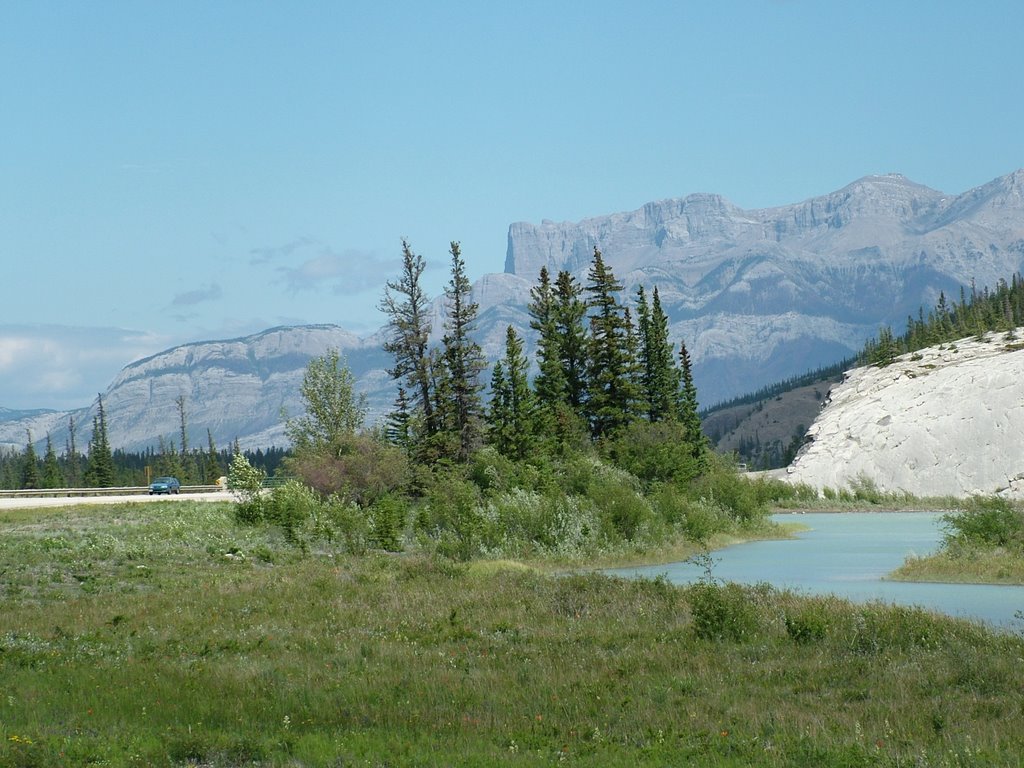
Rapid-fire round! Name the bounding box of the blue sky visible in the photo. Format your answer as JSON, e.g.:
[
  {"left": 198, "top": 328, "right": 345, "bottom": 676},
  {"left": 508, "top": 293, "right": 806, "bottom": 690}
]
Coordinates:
[{"left": 2, "top": 1, "right": 1023, "bottom": 410}]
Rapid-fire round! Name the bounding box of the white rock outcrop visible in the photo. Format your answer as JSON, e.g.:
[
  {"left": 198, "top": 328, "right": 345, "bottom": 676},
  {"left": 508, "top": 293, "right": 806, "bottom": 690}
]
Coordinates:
[{"left": 786, "top": 331, "right": 1024, "bottom": 498}]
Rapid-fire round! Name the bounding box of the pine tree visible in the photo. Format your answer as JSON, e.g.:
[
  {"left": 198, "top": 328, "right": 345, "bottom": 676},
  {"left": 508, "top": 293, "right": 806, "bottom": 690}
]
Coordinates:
[
  {"left": 42, "top": 433, "right": 63, "bottom": 489},
  {"left": 635, "top": 286, "right": 679, "bottom": 422},
  {"left": 385, "top": 386, "right": 413, "bottom": 451},
  {"left": 176, "top": 394, "right": 195, "bottom": 483},
  {"left": 379, "top": 239, "right": 436, "bottom": 441},
  {"left": 84, "top": 395, "right": 116, "bottom": 487},
  {"left": 64, "top": 415, "right": 81, "bottom": 487},
  {"left": 441, "top": 241, "right": 486, "bottom": 461},
  {"left": 677, "top": 341, "right": 708, "bottom": 459},
  {"left": 584, "top": 247, "right": 638, "bottom": 438},
  {"left": 486, "top": 325, "right": 536, "bottom": 459},
  {"left": 204, "top": 429, "right": 222, "bottom": 484},
  {"left": 648, "top": 287, "right": 680, "bottom": 421},
  {"left": 20, "top": 431, "right": 40, "bottom": 489},
  {"left": 528, "top": 266, "right": 567, "bottom": 414},
  {"left": 554, "top": 270, "right": 589, "bottom": 413}
]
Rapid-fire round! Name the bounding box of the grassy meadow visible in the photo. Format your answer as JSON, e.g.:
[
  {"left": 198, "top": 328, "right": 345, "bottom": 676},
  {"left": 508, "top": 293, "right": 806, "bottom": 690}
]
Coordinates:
[{"left": 2, "top": 500, "right": 1024, "bottom": 766}]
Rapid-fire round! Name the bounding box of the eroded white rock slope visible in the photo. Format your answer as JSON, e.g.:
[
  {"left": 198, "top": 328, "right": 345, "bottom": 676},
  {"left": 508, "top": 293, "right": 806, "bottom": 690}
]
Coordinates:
[{"left": 786, "top": 331, "right": 1024, "bottom": 499}]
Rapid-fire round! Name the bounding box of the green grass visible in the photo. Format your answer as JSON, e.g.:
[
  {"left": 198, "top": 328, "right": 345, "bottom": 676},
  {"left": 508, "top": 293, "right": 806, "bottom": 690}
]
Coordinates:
[
  {"left": 2, "top": 501, "right": 1024, "bottom": 766},
  {"left": 892, "top": 547, "right": 1024, "bottom": 584}
]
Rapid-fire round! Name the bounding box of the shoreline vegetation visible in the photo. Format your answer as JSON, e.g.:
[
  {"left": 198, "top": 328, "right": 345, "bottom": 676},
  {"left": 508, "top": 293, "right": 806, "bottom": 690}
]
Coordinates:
[{"left": 3, "top": 498, "right": 1024, "bottom": 766}]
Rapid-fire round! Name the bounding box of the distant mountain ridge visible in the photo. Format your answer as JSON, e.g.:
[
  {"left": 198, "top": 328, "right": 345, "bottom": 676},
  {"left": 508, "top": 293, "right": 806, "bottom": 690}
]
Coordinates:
[{"left": 3, "top": 169, "right": 1024, "bottom": 453}]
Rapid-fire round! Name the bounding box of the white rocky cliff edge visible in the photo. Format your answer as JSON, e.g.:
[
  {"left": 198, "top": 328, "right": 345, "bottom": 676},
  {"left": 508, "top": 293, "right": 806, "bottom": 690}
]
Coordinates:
[{"left": 785, "top": 331, "right": 1024, "bottom": 499}]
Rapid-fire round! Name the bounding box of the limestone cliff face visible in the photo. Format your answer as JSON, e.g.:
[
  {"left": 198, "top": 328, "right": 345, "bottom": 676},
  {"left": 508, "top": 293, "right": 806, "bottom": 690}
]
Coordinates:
[
  {"left": 785, "top": 331, "right": 1024, "bottom": 498},
  {"left": 505, "top": 171, "right": 1024, "bottom": 406}
]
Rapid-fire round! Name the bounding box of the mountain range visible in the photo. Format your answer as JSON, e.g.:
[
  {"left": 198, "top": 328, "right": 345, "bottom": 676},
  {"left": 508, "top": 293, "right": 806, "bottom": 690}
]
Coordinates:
[{"left": 2, "top": 169, "right": 1024, "bottom": 453}]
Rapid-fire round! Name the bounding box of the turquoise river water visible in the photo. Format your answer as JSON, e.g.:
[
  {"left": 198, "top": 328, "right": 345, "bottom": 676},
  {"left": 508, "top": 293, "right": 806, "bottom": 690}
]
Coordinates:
[{"left": 607, "top": 512, "right": 1024, "bottom": 630}]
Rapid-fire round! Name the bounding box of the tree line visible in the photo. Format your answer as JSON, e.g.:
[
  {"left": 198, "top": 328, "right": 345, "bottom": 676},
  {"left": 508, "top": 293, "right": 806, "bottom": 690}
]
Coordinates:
[
  {"left": 0, "top": 393, "right": 286, "bottom": 491},
  {"left": 862, "top": 273, "right": 1024, "bottom": 366}
]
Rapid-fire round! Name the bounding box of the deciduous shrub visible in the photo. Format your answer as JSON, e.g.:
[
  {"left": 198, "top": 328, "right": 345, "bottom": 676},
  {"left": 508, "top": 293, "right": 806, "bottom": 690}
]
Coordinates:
[
  {"left": 228, "top": 452, "right": 266, "bottom": 525},
  {"left": 291, "top": 434, "right": 408, "bottom": 507},
  {"left": 688, "top": 581, "right": 763, "bottom": 642},
  {"left": 368, "top": 493, "right": 407, "bottom": 552},
  {"left": 691, "top": 454, "right": 767, "bottom": 525},
  {"left": 943, "top": 496, "right": 1024, "bottom": 550}
]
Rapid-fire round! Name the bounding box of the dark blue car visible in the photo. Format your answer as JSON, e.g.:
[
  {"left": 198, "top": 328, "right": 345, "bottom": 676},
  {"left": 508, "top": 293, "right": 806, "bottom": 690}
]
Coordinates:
[{"left": 149, "top": 476, "right": 181, "bottom": 495}]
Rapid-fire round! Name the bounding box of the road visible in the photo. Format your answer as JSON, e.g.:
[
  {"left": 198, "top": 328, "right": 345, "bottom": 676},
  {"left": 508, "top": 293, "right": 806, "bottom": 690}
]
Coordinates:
[{"left": 0, "top": 490, "right": 234, "bottom": 510}]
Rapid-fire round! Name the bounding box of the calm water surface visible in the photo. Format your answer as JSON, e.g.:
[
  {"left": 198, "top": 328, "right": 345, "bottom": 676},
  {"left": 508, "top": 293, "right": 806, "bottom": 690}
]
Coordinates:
[{"left": 608, "top": 512, "right": 1024, "bottom": 629}]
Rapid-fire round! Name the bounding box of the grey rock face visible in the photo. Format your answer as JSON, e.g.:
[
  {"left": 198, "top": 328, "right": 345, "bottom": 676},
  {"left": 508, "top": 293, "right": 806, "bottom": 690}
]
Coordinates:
[
  {"left": 785, "top": 331, "right": 1024, "bottom": 499},
  {"left": 504, "top": 170, "right": 1024, "bottom": 406}
]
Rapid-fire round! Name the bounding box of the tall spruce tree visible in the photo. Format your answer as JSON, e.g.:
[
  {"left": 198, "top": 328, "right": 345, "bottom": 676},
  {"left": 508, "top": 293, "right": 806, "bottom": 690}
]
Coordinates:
[
  {"left": 42, "top": 433, "right": 63, "bottom": 489},
  {"left": 440, "top": 241, "right": 486, "bottom": 461},
  {"left": 553, "top": 269, "right": 589, "bottom": 412},
  {"left": 64, "top": 415, "right": 80, "bottom": 487},
  {"left": 486, "top": 325, "right": 536, "bottom": 459},
  {"left": 205, "top": 429, "right": 222, "bottom": 483},
  {"left": 677, "top": 341, "right": 707, "bottom": 458},
  {"left": 636, "top": 286, "right": 679, "bottom": 422},
  {"left": 176, "top": 395, "right": 195, "bottom": 483},
  {"left": 379, "top": 239, "right": 436, "bottom": 441},
  {"left": 385, "top": 386, "right": 413, "bottom": 452},
  {"left": 584, "top": 247, "right": 638, "bottom": 438},
  {"left": 20, "top": 431, "right": 39, "bottom": 490},
  {"left": 84, "top": 394, "right": 116, "bottom": 487},
  {"left": 528, "top": 266, "right": 567, "bottom": 415}
]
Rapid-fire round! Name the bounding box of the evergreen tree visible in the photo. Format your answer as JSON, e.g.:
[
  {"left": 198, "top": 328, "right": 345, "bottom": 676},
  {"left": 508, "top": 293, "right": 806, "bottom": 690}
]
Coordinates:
[
  {"left": 84, "top": 394, "right": 116, "bottom": 487},
  {"left": 647, "top": 287, "right": 680, "bottom": 421},
  {"left": 42, "top": 433, "right": 63, "bottom": 489},
  {"left": 440, "top": 241, "right": 486, "bottom": 461},
  {"left": 486, "top": 325, "right": 536, "bottom": 459},
  {"left": 205, "top": 429, "right": 222, "bottom": 484},
  {"left": 64, "top": 415, "right": 81, "bottom": 487},
  {"left": 20, "top": 431, "right": 39, "bottom": 490},
  {"left": 176, "top": 394, "right": 195, "bottom": 483},
  {"left": 584, "top": 247, "right": 638, "bottom": 438},
  {"left": 384, "top": 386, "right": 413, "bottom": 451},
  {"left": 677, "top": 341, "right": 708, "bottom": 458},
  {"left": 635, "top": 286, "right": 679, "bottom": 422},
  {"left": 528, "top": 266, "right": 567, "bottom": 413},
  {"left": 553, "top": 269, "right": 589, "bottom": 413},
  {"left": 379, "top": 239, "right": 436, "bottom": 441}
]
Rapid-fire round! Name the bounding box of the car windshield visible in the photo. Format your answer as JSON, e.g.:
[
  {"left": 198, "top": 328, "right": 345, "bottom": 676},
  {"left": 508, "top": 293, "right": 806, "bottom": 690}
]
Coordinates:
[{"left": 153, "top": 478, "right": 174, "bottom": 483}]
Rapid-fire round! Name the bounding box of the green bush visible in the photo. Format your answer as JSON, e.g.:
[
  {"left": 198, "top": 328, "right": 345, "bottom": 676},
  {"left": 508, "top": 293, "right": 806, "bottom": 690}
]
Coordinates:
[
  {"left": 688, "top": 581, "right": 763, "bottom": 642},
  {"left": 691, "top": 454, "right": 766, "bottom": 525},
  {"left": 943, "top": 496, "right": 1024, "bottom": 550},
  {"left": 291, "top": 434, "right": 408, "bottom": 507},
  {"left": 586, "top": 470, "right": 656, "bottom": 542},
  {"left": 419, "top": 471, "right": 485, "bottom": 561},
  {"left": 228, "top": 452, "right": 267, "bottom": 525},
  {"left": 848, "top": 473, "right": 883, "bottom": 504},
  {"left": 264, "top": 479, "right": 320, "bottom": 544},
  {"left": 319, "top": 494, "right": 370, "bottom": 555},
  {"left": 605, "top": 420, "right": 703, "bottom": 486},
  {"left": 784, "top": 604, "right": 831, "bottom": 644},
  {"left": 368, "top": 493, "right": 408, "bottom": 552}
]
